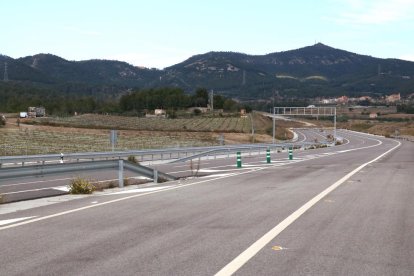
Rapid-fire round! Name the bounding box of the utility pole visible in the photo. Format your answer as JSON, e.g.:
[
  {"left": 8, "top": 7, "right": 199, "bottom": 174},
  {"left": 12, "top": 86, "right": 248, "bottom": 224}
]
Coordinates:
[
  {"left": 334, "top": 107, "right": 337, "bottom": 143},
  {"left": 272, "top": 90, "right": 276, "bottom": 144},
  {"left": 272, "top": 107, "right": 275, "bottom": 144},
  {"left": 210, "top": 90, "right": 214, "bottom": 111}
]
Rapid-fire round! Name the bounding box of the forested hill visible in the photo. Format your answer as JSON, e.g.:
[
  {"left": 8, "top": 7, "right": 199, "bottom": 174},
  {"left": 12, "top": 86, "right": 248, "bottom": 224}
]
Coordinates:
[
  {"left": 1, "top": 43, "right": 414, "bottom": 99},
  {"left": 163, "top": 43, "right": 414, "bottom": 98},
  {"left": 0, "top": 54, "right": 162, "bottom": 97}
]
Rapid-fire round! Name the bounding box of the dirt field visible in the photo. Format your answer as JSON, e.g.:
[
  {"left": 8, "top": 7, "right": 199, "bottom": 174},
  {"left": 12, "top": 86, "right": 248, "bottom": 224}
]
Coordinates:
[
  {"left": 4, "top": 111, "right": 409, "bottom": 156},
  {"left": 0, "top": 113, "right": 285, "bottom": 156}
]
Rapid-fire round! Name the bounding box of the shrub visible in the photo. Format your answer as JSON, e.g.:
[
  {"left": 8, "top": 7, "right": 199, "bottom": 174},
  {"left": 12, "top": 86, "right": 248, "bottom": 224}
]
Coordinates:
[
  {"left": 0, "top": 115, "right": 6, "bottom": 127},
  {"left": 68, "top": 177, "right": 95, "bottom": 194},
  {"left": 193, "top": 109, "right": 202, "bottom": 116},
  {"left": 127, "top": 155, "right": 139, "bottom": 164}
]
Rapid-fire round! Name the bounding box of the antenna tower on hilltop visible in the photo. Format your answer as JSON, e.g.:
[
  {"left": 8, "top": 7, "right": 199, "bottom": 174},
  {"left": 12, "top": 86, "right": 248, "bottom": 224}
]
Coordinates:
[{"left": 4, "top": 62, "right": 9, "bottom": 82}]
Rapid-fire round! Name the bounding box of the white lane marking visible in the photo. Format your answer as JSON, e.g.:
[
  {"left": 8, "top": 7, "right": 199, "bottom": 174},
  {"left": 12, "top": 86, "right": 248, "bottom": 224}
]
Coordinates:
[
  {"left": 0, "top": 216, "right": 37, "bottom": 226},
  {"left": 108, "top": 186, "right": 172, "bottom": 195},
  {"left": 335, "top": 135, "right": 382, "bottom": 153},
  {"left": 295, "top": 130, "right": 307, "bottom": 143},
  {"left": 1, "top": 186, "right": 69, "bottom": 195},
  {"left": 199, "top": 169, "right": 243, "bottom": 173},
  {"left": 53, "top": 186, "right": 70, "bottom": 192},
  {"left": 214, "top": 139, "right": 401, "bottom": 276},
  {"left": 201, "top": 173, "right": 238, "bottom": 178},
  {"left": 171, "top": 165, "right": 255, "bottom": 174},
  {"left": 0, "top": 177, "right": 72, "bottom": 188}
]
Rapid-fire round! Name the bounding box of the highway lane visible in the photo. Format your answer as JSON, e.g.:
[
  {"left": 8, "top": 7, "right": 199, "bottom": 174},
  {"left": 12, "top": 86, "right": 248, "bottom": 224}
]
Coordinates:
[
  {"left": 1, "top": 131, "right": 410, "bottom": 275},
  {"left": 235, "top": 139, "right": 413, "bottom": 275}
]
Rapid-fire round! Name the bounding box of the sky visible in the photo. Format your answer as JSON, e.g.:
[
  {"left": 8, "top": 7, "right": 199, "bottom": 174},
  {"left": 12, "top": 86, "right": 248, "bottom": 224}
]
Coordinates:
[{"left": 1, "top": 0, "right": 414, "bottom": 69}]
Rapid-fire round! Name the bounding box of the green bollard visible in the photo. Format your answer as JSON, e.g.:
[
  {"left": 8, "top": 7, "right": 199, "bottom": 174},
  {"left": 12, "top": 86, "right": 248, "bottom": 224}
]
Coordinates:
[
  {"left": 288, "top": 147, "right": 293, "bottom": 160},
  {"left": 266, "top": 148, "right": 271, "bottom": 163},
  {"left": 237, "top": 151, "right": 242, "bottom": 168}
]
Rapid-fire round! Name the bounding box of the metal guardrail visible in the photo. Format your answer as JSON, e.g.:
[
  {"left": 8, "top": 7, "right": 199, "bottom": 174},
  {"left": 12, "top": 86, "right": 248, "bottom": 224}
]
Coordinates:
[
  {"left": 0, "top": 142, "right": 321, "bottom": 167},
  {"left": 0, "top": 160, "right": 177, "bottom": 185}
]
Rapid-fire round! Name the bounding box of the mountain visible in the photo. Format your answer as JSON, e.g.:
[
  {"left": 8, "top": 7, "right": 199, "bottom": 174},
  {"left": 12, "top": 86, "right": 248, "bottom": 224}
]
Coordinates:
[
  {"left": 18, "top": 54, "right": 162, "bottom": 86},
  {"left": 161, "top": 43, "right": 414, "bottom": 99},
  {"left": 1, "top": 43, "right": 414, "bottom": 100}
]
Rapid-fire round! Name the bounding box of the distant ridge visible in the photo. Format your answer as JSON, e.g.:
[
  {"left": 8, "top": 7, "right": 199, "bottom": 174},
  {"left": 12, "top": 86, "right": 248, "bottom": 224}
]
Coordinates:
[{"left": 1, "top": 43, "right": 414, "bottom": 99}]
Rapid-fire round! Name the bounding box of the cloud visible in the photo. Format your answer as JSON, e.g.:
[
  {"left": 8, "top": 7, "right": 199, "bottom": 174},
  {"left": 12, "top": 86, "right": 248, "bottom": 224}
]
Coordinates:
[{"left": 332, "top": 0, "right": 414, "bottom": 25}]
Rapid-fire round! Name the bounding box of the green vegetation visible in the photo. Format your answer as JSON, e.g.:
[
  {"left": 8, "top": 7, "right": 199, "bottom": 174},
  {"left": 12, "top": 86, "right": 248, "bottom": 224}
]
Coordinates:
[
  {"left": 0, "top": 83, "right": 247, "bottom": 116},
  {"left": 68, "top": 177, "right": 95, "bottom": 194},
  {"left": 397, "top": 104, "right": 414, "bottom": 114}
]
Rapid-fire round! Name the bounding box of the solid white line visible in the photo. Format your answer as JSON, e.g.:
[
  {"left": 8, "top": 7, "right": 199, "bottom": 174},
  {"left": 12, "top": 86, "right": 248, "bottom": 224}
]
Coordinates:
[
  {"left": 295, "top": 130, "right": 307, "bottom": 143},
  {"left": 108, "top": 186, "right": 172, "bottom": 195},
  {"left": 0, "top": 177, "right": 72, "bottom": 188},
  {"left": 0, "top": 216, "right": 37, "bottom": 226},
  {"left": 1, "top": 186, "right": 68, "bottom": 195},
  {"left": 215, "top": 139, "right": 401, "bottom": 276},
  {"left": 53, "top": 186, "right": 70, "bottom": 192}
]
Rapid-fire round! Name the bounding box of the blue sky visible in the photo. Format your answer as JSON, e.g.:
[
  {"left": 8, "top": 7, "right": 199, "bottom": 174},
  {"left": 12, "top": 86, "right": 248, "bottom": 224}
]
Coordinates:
[{"left": 2, "top": 0, "right": 414, "bottom": 68}]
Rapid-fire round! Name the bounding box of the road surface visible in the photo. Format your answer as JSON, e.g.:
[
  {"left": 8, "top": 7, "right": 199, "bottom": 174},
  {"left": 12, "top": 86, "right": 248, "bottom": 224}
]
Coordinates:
[{"left": 0, "top": 130, "right": 412, "bottom": 275}]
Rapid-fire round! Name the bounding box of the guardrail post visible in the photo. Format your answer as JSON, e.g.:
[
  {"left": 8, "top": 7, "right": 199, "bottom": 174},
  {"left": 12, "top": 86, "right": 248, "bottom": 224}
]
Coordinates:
[
  {"left": 118, "top": 160, "right": 124, "bottom": 188},
  {"left": 266, "top": 148, "right": 271, "bottom": 163},
  {"left": 288, "top": 147, "right": 293, "bottom": 160},
  {"left": 237, "top": 151, "right": 242, "bottom": 168},
  {"left": 153, "top": 169, "right": 158, "bottom": 183}
]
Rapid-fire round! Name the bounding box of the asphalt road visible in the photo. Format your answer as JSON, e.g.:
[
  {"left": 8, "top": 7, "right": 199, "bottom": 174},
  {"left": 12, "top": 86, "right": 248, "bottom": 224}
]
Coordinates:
[{"left": 0, "top": 130, "right": 412, "bottom": 275}]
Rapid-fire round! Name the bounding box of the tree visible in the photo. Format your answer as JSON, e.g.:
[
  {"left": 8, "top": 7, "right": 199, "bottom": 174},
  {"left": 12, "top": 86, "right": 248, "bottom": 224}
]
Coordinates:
[
  {"left": 223, "top": 99, "right": 238, "bottom": 112},
  {"left": 213, "top": 94, "right": 225, "bottom": 109},
  {"left": 193, "top": 88, "right": 209, "bottom": 107}
]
